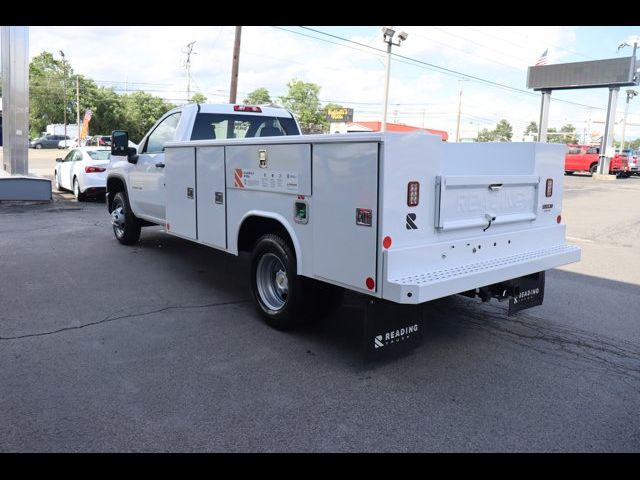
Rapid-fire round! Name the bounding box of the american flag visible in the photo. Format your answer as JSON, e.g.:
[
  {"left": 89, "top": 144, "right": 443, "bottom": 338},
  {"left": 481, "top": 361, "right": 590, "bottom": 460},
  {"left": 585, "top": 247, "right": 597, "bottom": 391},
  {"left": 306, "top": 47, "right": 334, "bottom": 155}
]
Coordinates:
[{"left": 535, "top": 49, "right": 548, "bottom": 66}]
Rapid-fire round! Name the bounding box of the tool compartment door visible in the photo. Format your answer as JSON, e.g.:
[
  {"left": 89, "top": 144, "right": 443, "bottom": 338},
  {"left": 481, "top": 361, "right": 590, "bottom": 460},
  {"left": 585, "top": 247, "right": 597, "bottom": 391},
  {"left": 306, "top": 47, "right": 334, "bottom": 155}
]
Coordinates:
[
  {"left": 435, "top": 175, "right": 539, "bottom": 232},
  {"left": 196, "top": 146, "right": 226, "bottom": 249},
  {"left": 312, "top": 142, "right": 379, "bottom": 293},
  {"left": 165, "top": 147, "right": 196, "bottom": 240}
]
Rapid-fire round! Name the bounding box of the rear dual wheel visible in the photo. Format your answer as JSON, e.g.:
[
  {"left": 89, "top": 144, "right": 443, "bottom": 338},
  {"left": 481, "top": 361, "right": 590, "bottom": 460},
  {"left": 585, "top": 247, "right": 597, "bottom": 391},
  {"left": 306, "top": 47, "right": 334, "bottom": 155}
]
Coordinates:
[{"left": 250, "top": 233, "right": 344, "bottom": 330}]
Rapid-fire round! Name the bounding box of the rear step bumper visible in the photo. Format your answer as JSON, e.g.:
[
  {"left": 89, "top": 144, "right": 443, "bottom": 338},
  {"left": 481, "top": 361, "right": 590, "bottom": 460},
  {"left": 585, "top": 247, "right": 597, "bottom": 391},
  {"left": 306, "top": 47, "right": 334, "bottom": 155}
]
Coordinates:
[{"left": 383, "top": 243, "right": 581, "bottom": 304}]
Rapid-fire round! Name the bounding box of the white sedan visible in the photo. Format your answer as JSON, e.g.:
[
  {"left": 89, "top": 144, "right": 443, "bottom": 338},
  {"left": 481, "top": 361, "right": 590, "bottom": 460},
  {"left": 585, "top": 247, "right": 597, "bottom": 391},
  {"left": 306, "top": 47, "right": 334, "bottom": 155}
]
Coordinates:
[{"left": 54, "top": 147, "right": 110, "bottom": 201}]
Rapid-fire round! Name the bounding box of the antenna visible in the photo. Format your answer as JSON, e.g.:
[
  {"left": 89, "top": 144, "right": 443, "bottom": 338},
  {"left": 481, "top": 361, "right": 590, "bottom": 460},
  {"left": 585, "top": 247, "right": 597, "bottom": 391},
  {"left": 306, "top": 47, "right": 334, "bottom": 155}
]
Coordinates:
[{"left": 183, "top": 41, "right": 196, "bottom": 103}]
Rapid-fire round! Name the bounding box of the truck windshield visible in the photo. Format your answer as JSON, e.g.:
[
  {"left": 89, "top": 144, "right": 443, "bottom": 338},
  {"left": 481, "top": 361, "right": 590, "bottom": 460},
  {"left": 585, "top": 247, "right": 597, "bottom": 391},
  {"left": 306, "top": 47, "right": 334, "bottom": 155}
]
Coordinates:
[{"left": 190, "top": 113, "right": 299, "bottom": 141}]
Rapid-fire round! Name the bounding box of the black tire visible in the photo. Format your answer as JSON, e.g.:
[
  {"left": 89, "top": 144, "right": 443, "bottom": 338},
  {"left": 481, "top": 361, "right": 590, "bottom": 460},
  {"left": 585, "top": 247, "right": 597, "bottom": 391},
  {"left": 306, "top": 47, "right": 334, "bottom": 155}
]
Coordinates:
[
  {"left": 35, "top": 143, "right": 42, "bottom": 149},
  {"left": 111, "top": 191, "right": 141, "bottom": 245},
  {"left": 250, "top": 233, "right": 305, "bottom": 330},
  {"left": 53, "top": 171, "right": 62, "bottom": 191},
  {"left": 73, "top": 177, "right": 86, "bottom": 201},
  {"left": 589, "top": 163, "right": 598, "bottom": 175},
  {"left": 564, "top": 171, "right": 574, "bottom": 175}
]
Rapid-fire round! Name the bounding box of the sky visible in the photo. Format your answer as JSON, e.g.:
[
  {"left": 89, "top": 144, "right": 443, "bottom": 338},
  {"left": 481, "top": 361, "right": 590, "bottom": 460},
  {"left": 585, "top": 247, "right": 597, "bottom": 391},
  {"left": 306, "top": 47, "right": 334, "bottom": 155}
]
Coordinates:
[{"left": 4, "top": 25, "right": 640, "bottom": 141}]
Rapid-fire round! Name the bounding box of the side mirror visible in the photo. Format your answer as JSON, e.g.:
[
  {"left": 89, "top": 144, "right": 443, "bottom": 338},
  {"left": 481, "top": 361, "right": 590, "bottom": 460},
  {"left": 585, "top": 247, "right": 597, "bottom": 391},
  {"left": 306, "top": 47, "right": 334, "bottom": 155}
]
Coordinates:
[
  {"left": 111, "top": 130, "right": 129, "bottom": 156},
  {"left": 126, "top": 147, "right": 139, "bottom": 164},
  {"left": 55, "top": 158, "right": 63, "bottom": 163}
]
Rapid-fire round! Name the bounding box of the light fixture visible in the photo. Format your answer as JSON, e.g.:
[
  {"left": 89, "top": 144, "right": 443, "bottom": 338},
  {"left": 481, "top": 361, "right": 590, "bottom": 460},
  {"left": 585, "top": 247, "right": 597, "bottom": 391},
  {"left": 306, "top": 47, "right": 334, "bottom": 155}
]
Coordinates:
[{"left": 397, "top": 31, "right": 408, "bottom": 43}]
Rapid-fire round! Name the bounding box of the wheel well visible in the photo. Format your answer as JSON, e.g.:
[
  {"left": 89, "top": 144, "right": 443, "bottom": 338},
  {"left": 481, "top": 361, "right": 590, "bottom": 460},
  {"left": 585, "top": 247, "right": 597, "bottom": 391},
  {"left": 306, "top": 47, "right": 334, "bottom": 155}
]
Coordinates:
[
  {"left": 107, "top": 177, "right": 126, "bottom": 212},
  {"left": 237, "top": 216, "right": 293, "bottom": 253}
]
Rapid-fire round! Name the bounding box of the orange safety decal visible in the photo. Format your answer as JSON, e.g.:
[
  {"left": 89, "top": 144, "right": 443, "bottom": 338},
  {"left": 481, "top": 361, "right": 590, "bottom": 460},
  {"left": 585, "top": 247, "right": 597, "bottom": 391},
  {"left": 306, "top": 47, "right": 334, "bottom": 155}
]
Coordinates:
[{"left": 234, "top": 168, "right": 244, "bottom": 188}]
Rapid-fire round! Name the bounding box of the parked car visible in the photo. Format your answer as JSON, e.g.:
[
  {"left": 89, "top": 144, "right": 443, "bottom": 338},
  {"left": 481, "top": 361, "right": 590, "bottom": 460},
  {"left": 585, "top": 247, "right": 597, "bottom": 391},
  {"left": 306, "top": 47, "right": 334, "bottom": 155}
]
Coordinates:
[
  {"left": 617, "top": 148, "right": 639, "bottom": 175},
  {"left": 58, "top": 137, "right": 81, "bottom": 149},
  {"left": 564, "top": 144, "right": 630, "bottom": 176},
  {"left": 30, "top": 134, "right": 70, "bottom": 149},
  {"left": 85, "top": 135, "right": 112, "bottom": 147},
  {"left": 54, "top": 147, "right": 110, "bottom": 201}
]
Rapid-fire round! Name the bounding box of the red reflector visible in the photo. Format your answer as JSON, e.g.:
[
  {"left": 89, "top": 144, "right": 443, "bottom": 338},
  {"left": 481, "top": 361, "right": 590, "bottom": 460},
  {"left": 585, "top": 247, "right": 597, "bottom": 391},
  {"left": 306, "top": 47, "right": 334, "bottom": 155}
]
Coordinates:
[
  {"left": 166, "top": 223, "right": 170, "bottom": 230},
  {"left": 85, "top": 166, "right": 106, "bottom": 173},
  {"left": 545, "top": 178, "right": 553, "bottom": 197},
  {"left": 366, "top": 277, "right": 375, "bottom": 290},
  {"left": 234, "top": 105, "right": 262, "bottom": 113},
  {"left": 407, "top": 181, "right": 420, "bottom": 206},
  {"left": 383, "top": 236, "right": 392, "bottom": 249},
  {"left": 556, "top": 215, "right": 562, "bottom": 224}
]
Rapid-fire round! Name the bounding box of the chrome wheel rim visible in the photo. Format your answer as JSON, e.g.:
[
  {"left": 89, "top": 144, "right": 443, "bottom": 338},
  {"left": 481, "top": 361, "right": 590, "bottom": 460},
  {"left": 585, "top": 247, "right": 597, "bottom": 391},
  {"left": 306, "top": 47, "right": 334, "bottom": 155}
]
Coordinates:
[
  {"left": 256, "top": 253, "right": 288, "bottom": 311},
  {"left": 111, "top": 205, "right": 125, "bottom": 238}
]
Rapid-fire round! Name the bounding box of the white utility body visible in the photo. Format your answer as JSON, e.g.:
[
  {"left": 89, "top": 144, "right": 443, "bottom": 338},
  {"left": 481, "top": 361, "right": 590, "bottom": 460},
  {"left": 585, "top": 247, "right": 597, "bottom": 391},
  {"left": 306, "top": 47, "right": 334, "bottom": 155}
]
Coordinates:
[
  {"left": 165, "top": 132, "right": 579, "bottom": 301},
  {"left": 107, "top": 104, "right": 580, "bottom": 354}
]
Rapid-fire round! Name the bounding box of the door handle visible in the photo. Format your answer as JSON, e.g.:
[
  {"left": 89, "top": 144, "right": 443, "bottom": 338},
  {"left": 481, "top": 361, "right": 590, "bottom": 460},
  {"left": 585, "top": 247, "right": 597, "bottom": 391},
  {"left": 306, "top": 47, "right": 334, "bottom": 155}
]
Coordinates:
[
  {"left": 155, "top": 162, "right": 165, "bottom": 168},
  {"left": 488, "top": 183, "right": 503, "bottom": 191}
]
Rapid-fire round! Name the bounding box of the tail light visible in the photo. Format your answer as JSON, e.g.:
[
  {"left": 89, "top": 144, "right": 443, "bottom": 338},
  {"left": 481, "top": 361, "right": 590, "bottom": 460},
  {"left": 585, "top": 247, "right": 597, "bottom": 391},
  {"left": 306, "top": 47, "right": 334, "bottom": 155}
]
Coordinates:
[
  {"left": 234, "top": 105, "right": 262, "bottom": 113},
  {"left": 85, "top": 166, "right": 106, "bottom": 173},
  {"left": 545, "top": 178, "right": 553, "bottom": 197}
]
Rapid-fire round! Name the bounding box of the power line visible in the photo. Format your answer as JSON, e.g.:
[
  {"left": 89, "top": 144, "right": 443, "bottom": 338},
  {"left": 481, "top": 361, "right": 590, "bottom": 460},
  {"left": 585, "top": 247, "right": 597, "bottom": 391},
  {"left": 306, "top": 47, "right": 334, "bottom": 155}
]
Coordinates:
[{"left": 293, "top": 26, "right": 606, "bottom": 112}]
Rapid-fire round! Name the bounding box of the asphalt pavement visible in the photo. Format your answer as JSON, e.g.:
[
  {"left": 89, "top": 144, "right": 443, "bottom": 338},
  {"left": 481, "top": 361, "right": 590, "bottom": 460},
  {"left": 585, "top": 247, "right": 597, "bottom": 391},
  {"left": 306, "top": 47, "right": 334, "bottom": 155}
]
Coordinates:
[{"left": 0, "top": 171, "right": 638, "bottom": 452}]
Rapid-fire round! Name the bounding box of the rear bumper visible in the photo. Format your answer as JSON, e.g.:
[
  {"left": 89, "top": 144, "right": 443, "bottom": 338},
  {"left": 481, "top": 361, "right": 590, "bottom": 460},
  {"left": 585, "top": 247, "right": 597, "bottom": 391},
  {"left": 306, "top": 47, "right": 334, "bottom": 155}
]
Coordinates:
[{"left": 381, "top": 226, "right": 581, "bottom": 304}]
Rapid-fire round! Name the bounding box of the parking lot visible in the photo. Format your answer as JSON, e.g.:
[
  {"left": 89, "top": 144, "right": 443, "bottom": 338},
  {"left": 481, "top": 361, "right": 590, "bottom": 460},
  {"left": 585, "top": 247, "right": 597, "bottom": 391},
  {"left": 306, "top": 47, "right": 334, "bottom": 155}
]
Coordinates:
[{"left": 1, "top": 151, "right": 639, "bottom": 452}]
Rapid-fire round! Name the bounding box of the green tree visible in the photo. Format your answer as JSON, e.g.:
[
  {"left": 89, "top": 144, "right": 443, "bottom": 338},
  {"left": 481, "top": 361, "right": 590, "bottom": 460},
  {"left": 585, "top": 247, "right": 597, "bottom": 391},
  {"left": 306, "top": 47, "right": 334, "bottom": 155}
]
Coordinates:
[
  {"left": 278, "top": 79, "right": 327, "bottom": 133},
  {"left": 476, "top": 128, "right": 495, "bottom": 142},
  {"left": 628, "top": 138, "right": 640, "bottom": 150},
  {"left": 476, "top": 119, "right": 513, "bottom": 142},
  {"left": 524, "top": 121, "right": 538, "bottom": 140},
  {"left": 29, "top": 51, "right": 72, "bottom": 137},
  {"left": 547, "top": 123, "right": 578, "bottom": 144},
  {"left": 120, "top": 91, "right": 175, "bottom": 143},
  {"left": 191, "top": 93, "right": 207, "bottom": 104},
  {"left": 494, "top": 119, "right": 513, "bottom": 142},
  {"left": 244, "top": 87, "right": 272, "bottom": 105}
]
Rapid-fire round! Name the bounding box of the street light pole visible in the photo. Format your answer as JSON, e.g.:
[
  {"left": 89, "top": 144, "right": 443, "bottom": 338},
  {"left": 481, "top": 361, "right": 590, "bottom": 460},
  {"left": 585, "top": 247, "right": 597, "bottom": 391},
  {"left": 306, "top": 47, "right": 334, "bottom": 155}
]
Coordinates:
[
  {"left": 60, "top": 50, "right": 67, "bottom": 146},
  {"left": 381, "top": 27, "right": 408, "bottom": 132},
  {"left": 619, "top": 89, "right": 637, "bottom": 152}
]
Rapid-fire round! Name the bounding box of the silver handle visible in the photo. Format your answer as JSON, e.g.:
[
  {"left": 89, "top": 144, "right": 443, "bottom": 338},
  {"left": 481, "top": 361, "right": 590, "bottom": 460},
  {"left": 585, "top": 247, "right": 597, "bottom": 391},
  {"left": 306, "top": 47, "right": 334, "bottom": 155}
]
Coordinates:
[{"left": 489, "top": 184, "right": 503, "bottom": 191}]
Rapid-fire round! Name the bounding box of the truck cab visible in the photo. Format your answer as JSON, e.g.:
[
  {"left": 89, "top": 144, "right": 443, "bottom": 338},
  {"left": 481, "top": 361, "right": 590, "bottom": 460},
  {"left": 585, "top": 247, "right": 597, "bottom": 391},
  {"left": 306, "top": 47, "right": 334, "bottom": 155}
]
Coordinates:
[{"left": 106, "top": 103, "right": 301, "bottom": 225}]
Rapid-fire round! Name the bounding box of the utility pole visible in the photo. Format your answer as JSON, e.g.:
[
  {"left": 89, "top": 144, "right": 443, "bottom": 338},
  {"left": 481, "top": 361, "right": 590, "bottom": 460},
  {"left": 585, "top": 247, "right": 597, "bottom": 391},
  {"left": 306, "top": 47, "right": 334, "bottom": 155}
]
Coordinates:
[
  {"left": 619, "top": 89, "right": 638, "bottom": 152},
  {"left": 229, "top": 26, "right": 242, "bottom": 104},
  {"left": 76, "top": 75, "right": 80, "bottom": 144},
  {"left": 183, "top": 41, "right": 196, "bottom": 103},
  {"left": 455, "top": 79, "right": 467, "bottom": 142}
]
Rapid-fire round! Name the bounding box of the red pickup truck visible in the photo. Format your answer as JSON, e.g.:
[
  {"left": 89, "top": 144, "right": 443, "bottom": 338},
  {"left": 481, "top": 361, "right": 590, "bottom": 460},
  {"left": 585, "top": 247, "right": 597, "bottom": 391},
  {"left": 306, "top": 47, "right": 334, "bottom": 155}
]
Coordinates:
[{"left": 565, "top": 144, "right": 630, "bottom": 176}]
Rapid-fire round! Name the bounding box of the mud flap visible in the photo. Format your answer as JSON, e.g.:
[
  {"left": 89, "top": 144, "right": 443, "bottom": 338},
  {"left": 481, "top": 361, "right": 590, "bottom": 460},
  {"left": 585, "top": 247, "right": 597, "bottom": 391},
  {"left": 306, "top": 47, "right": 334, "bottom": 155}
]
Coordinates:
[
  {"left": 364, "top": 298, "right": 423, "bottom": 361},
  {"left": 508, "top": 271, "right": 545, "bottom": 315}
]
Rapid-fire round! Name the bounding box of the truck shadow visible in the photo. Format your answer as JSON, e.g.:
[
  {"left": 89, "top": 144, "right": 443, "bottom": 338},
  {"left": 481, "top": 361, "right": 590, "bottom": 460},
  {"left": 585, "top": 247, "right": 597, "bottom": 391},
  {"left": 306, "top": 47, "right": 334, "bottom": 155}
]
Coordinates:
[{"left": 135, "top": 227, "right": 640, "bottom": 372}]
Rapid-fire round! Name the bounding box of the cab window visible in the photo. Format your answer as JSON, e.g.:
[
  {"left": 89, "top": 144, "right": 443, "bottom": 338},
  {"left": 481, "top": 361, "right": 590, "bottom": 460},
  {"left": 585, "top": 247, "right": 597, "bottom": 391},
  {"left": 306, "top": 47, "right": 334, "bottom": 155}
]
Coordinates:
[
  {"left": 144, "top": 112, "right": 182, "bottom": 153},
  {"left": 586, "top": 146, "right": 599, "bottom": 154}
]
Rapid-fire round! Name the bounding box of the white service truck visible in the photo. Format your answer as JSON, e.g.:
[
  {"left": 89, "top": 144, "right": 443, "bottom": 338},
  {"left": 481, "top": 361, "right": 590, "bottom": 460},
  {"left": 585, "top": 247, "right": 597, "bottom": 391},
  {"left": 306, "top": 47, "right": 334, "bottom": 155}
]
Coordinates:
[{"left": 107, "top": 103, "right": 580, "bottom": 356}]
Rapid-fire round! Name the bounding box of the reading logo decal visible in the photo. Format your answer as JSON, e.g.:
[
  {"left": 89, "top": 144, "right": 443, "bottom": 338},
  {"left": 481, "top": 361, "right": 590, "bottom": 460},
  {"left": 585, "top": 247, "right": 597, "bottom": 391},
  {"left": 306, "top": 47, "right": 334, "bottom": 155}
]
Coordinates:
[{"left": 374, "top": 324, "right": 419, "bottom": 348}]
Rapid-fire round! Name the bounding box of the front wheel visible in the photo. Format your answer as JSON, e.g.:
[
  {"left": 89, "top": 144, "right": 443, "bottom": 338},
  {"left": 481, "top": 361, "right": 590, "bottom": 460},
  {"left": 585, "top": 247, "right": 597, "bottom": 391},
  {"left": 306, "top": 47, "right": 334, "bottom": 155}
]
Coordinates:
[
  {"left": 35, "top": 144, "right": 43, "bottom": 149},
  {"left": 54, "top": 171, "right": 62, "bottom": 191},
  {"left": 111, "top": 191, "right": 141, "bottom": 245},
  {"left": 250, "top": 234, "right": 305, "bottom": 330},
  {"left": 589, "top": 163, "right": 598, "bottom": 175}
]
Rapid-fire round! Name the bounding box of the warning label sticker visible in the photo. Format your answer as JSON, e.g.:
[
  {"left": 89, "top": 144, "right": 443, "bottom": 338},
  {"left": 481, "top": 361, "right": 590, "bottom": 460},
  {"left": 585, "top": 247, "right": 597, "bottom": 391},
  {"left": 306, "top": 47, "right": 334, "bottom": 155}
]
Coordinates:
[{"left": 232, "top": 168, "right": 299, "bottom": 194}]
